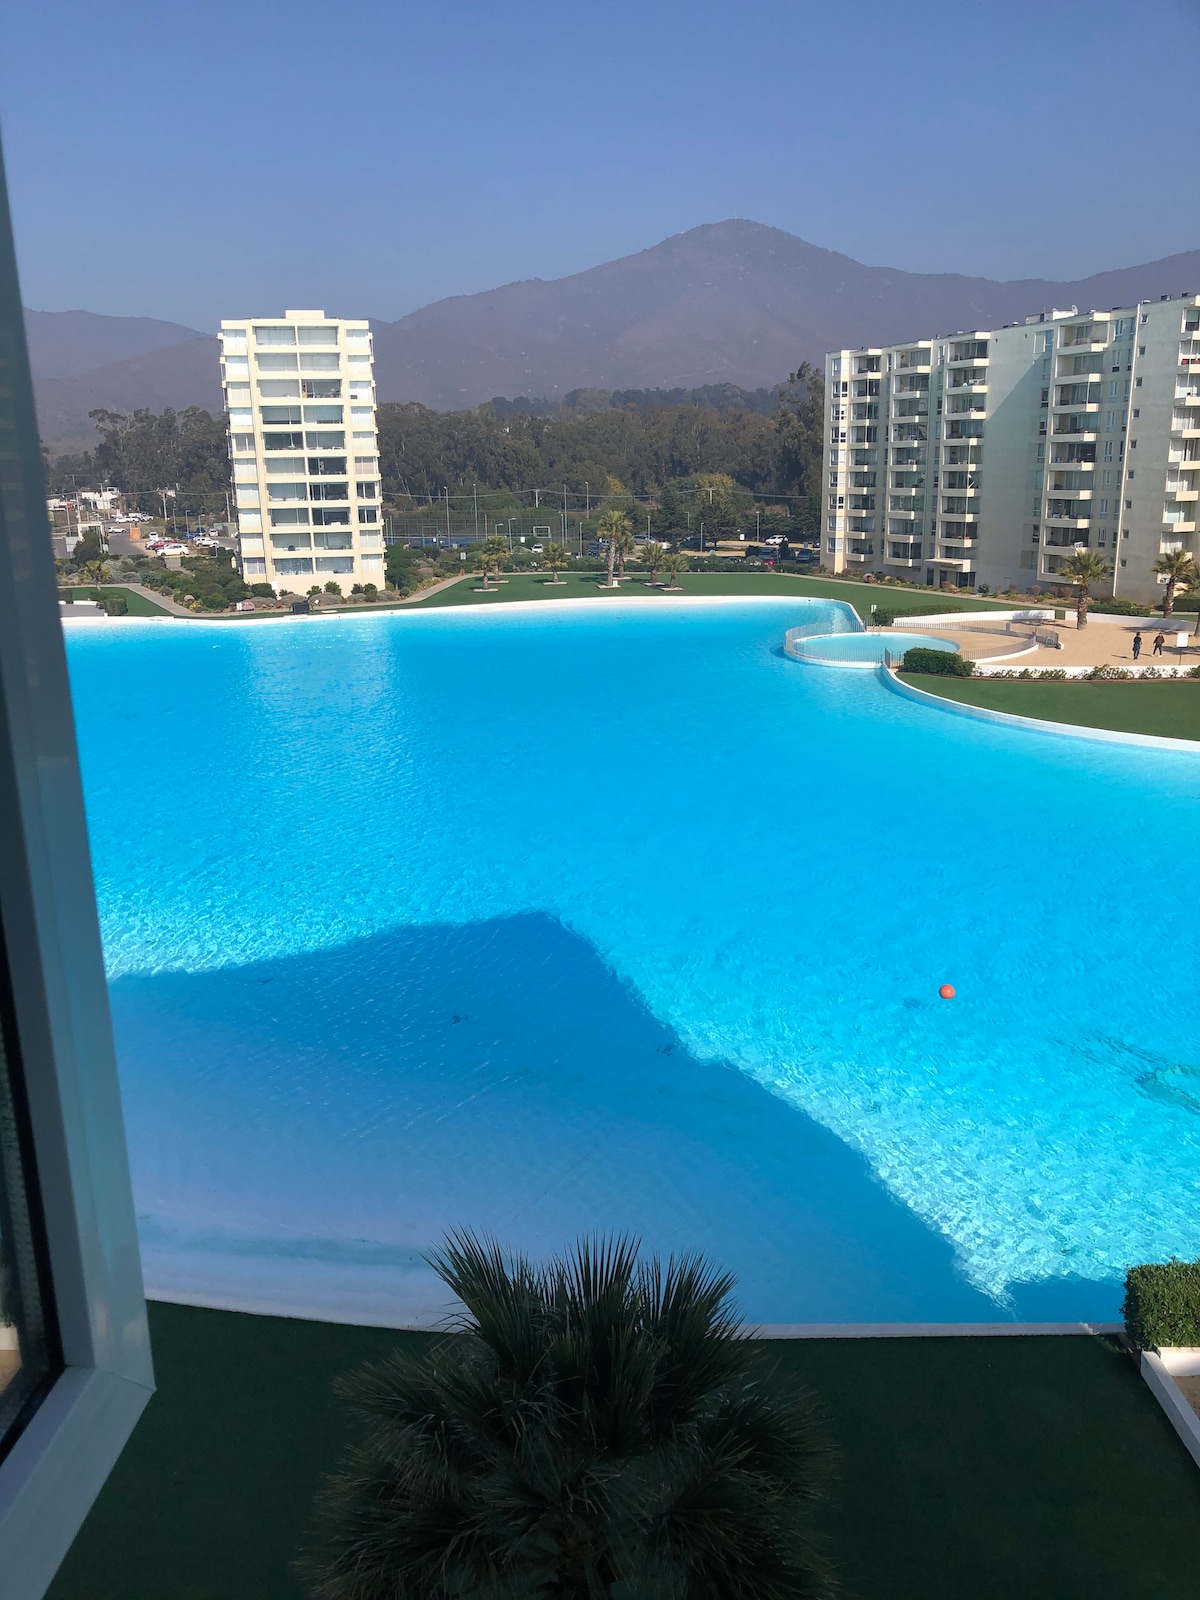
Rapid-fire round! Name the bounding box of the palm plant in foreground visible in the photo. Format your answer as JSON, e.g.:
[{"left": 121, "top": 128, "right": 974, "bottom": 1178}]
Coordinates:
[
  {"left": 1152, "top": 548, "right": 1199, "bottom": 619},
  {"left": 542, "top": 542, "right": 569, "bottom": 583},
  {"left": 641, "top": 541, "right": 664, "bottom": 585},
  {"left": 661, "top": 551, "right": 689, "bottom": 589},
  {"left": 596, "top": 509, "right": 632, "bottom": 587},
  {"left": 1056, "top": 548, "right": 1112, "bottom": 628},
  {"left": 305, "top": 1233, "right": 833, "bottom": 1600}
]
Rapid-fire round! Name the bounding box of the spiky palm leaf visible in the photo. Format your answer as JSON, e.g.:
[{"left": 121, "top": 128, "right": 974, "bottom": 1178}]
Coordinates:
[{"left": 305, "top": 1234, "right": 833, "bottom": 1600}]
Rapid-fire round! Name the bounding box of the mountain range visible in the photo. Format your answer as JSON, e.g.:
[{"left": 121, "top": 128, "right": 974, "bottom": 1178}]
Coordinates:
[{"left": 28, "top": 220, "right": 1200, "bottom": 452}]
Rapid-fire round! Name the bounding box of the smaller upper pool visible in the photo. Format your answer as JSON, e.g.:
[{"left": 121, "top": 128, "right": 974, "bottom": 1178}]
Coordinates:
[{"left": 791, "top": 631, "right": 958, "bottom": 666}]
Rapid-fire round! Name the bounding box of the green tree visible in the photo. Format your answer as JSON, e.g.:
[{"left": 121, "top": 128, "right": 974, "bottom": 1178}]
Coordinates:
[
  {"left": 660, "top": 551, "right": 689, "bottom": 589},
  {"left": 596, "top": 508, "right": 632, "bottom": 586},
  {"left": 1152, "top": 549, "right": 1199, "bottom": 618},
  {"left": 542, "top": 542, "right": 569, "bottom": 583},
  {"left": 324, "top": 580, "right": 343, "bottom": 596},
  {"left": 475, "top": 534, "right": 510, "bottom": 589},
  {"left": 306, "top": 1233, "right": 832, "bottom": 1600},
  {"left": 641, "top": 541, "right": 665, "bottom": 584},
  {"left": 79, "top": 559, "right": 111, "bottom": 585},
  {"left": 1057, "top": 549, "right": 1114, "bottom": 628}
]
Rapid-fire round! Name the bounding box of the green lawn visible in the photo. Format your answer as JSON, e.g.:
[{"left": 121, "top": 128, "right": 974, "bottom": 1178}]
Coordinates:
[
  {"left": 902, "top": 674, "right": 1200, "bottom": 741},
  {"left": 48, "top": 1303, "right": 1200, "bottom": 1600},
  {"left": 409, "top": 569, "right": 1013, "bottom": 624},
  {"left": 61, "top": 585, "right": 172, "bottom": 617}
]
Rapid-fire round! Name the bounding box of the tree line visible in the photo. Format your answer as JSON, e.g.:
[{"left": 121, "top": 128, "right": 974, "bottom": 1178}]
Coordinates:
[{"left": 41, "top": 365, "right": 825, "bottom": 532}]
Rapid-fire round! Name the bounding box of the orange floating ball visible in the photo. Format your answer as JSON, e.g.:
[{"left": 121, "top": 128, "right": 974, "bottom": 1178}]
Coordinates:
[{"left": 938, "top": 984, "right": 956, "bottom": 1000}]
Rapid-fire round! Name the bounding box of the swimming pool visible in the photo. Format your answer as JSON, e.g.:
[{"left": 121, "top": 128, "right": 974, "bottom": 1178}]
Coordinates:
[
  {"left": 791, "top": 630, "right": 957, "bottom": 665},
  {"left": 65, "top": 598, "right": 1200, "bottom": 1326}
]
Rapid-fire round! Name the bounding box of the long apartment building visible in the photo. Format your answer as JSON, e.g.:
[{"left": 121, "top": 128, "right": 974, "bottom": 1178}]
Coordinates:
[
  {"left": 218, "top": 310, "right": 384, "bottom": 592},
  {"left": 823, "top": 294, "right": 1200, "bottom": 604}
]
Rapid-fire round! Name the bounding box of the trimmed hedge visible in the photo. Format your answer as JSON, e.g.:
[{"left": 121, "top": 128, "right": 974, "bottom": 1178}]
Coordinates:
[
  {"left": 902, "top": 648, "right": 974, "bottom": 677},
  {"left": 1123, "top": 1260, "right": 1200, "bottom": 1349}
]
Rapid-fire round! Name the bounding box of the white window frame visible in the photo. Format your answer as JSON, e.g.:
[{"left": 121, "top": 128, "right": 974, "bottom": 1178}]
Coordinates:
[{"left": 0, "top": 140, "right": 152, "bottom": 1597}]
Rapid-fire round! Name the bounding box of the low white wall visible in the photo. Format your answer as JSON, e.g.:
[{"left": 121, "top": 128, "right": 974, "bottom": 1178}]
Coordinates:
[{"left": 1142, "top": 1350, "right": 1200, "bottom": 1468}]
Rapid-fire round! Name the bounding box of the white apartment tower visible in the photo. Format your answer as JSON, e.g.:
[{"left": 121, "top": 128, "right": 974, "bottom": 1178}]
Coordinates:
[
  {"left": 823, "top": 294, "right": 1200, "bottom": 605},
  {"left": 218, "top": 311, "right": 384, "bottom": 593}
]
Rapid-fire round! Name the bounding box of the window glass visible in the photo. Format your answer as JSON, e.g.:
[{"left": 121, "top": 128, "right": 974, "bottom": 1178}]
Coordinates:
[
  {"left": 265, "top": 455, "right": 305, "bottom": 474},
  {"left": 299, "top": 353, "right": 340, "bottom": 372},
  {"left": 267, "top": 482, "right": 308, "bottom": 502},
  {"left": 228, "top": 409, "right": 253, "bottom": 427},
  {"left": 303, "top": 405, "right": 343, "bottom": 423},
  {"left": 254, "top": 325, "right": 295, "bottom": 345},
  {"left": 263, "top": 431, "right": 304, "bottom": 450},
  {"left": 345, "top": 328, "right": 369, "bottom": 344},
  {"left": 260, "top": 405, "right": 302, "bottom": 424},
  {"left": 256, "top": 353, "right": 299, "bottom": 373},
  {"left": 270, "top": 507, "right": 310, "bottom": 526},
  {"left": 311, "top": 507, "right": 351, "bottom": 525},
  {"left": 257, "top": 380, "right": 301, "bottom": 398},
  {"left": 301, "top": 379, "right": 341, "bottom": 399},
  {"left": 297, "top": 325, "right": 338, "bottom": 345},
  {"left": 0, "top": 983, "right": 61, "bottom": 1448},
  {"left": 350, "top": 406, "right": 373, "bottom": 420},
  {"left": 305, "top": 432, "right": 345, "bottom": 450},
  {"left": 315, "top": 557, "right": 355, "bottom": 572},
  {"left": 230, "top": 432, "right": 255, "bottom": 451},
  {"left": 271, "top": 557, "right": 314, "bottom": 573}
]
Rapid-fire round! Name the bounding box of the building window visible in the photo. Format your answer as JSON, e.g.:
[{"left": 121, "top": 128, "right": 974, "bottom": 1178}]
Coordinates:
[
  {"left": 298, "top": 325, "right": 338, "bottom": 346},
  {"left": 303, "top": 404, "right": 342, "bottom": 423},
  {"left": 257, "top": 380, "right": 301, "bottom": 398},
  {"left": 311, "top": 507, "right": 351, "bottom": 525},
  {"left": 255, "top": 325, "right": 296, "bottom": 344},
  {"left": 305, "top": 431, "right": 345, "bottom": 451},
  {"left": 270, "top": 507, "right": 310, "bottom": 526},
  {"left": 315, "top": 557, "right": 355, "bottom": 573},
  {"left": 272, "top": 557, "right": 314, "bottom": 574},
  {"left": 301, "top": 379, "right": 341, "bottom": 399},
  {"left": 358, "top": 506, "right": 379, "bottom": 524}
]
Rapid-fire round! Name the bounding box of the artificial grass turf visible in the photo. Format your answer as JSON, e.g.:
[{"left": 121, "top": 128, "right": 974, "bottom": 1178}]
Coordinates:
[
  {"left": 901, "top": 674, "right": 1200, "bottom": 741},
  {"left": 408, "top": 568, "right": 1012, "bottom": 624},
  {"left": 48, "top": 1303, "right": 1200, "bottom": 1600},
  {"left": 62, "top": 585, "right": 172, "bottom": 617}
]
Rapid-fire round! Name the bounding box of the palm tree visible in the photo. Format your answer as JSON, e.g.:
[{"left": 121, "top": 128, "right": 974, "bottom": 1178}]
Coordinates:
[
  {"left": 613, "top": 524, "right": 636, "bottom": 580},
  {"left": 79, "top": 559, "right": 111, "bottom": 586},
  {"left": 1152, "top": 549, "right": 1199, "bottom": 618},
  {"left": 1056, "top": 548, "right": 1113, "bottom": 628},
  {"left": 661, "top": 551, "right": 689, "bottom": 589},
  {"left": 641, "top": 541, "right": 664, "bottom": 585},
  {"left": 542, "top": 543, "right": 569, "bottom": 584},
  {"left": 475, "top": 534, "right": 509, "bottom": 590},
  {"left": 596, "top": 509, "right": 631, "bottom": 587},
  {"left": 307, "top": 1233, "right": 833, "bottom": 1600}
]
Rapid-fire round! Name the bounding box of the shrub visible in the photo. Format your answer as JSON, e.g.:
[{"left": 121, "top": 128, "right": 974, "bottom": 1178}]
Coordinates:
[
  {"left": 99, "top": 593, "right": 127, "bottom": 616},
  {"left": 1090, "top": 598, "right": 1156, "bottom": 616},
  {"left": 1123, "top": 1261, "right": 1200, "bottom": 1349},
  {"left": 902, "top": 648, "right": 974, "bottom": 676},
  {"left": 871, "top": 608, "right": 896, "bottom": 627},
  {"left": 362, "top": 583, "right": 378, "bottom": 600},
  {"left": 250, "top": 582, "right": 275, "bottom": 598},
  {"left": 324, "top": 580, "right": 343, "bottom": 595},
  {"left": 1085, "top": 664, "right": 1133, "bottom": 680}
]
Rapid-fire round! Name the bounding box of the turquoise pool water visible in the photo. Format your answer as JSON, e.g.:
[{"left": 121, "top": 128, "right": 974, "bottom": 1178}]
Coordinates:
[
  {"left": 794, "top": 630, "right": 957, "bottom": 664},
  {"left": 66, "top": 598, "right": 1200, "bottom": 1325}
]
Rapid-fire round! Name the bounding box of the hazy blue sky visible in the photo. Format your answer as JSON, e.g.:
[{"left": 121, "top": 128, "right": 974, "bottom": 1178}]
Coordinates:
[{"left": 2, "top": 0, "right": 1197, "bottom": 329}]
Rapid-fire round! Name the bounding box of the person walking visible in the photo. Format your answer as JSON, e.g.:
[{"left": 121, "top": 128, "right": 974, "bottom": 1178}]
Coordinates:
[
  {"left": 1153, "top": 631, "right": 1165, "bottom": 657},
  {"left": 1132, "top": 630, "right": 1143, "bottom": 660}
]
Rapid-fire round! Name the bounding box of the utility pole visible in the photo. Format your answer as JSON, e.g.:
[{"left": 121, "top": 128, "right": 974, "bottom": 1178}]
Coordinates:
[
  {"left": 473, "top": 484, "right": 479, "bottom": 541},
  {"left": 585, "top": 481, "right": 590, "bottom": 515},
  {"left": 534, "top": 487, "right": 540, "bottom": 509},
  {"left": 444, "top": 486, "right": 451, "bottom": 544}
]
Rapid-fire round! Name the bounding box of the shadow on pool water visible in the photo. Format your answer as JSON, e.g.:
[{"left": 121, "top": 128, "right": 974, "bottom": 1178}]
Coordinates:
[{"left": 112, "top": 912, "right": 1120, "bottom": 1326}]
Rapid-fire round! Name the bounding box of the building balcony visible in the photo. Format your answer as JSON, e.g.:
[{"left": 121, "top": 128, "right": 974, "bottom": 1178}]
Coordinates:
[
  {"left": 934, "top": 552, "right": 974, "bottom": 568},
  {"left": 885, "top": 555, "right": 924, "bottom": 568},
  {"left": 1052, "top": 423, "right": 1099, "bottom": 440},
  {"left": 1167, "top": 486, "right": 1200, "bottom": 501},
  {"left": 1174, "top": 392, "right": 1200, "bottom": 405},
  {"left": 1163, "top": 518, "right": 1198, "bottom": 535}
]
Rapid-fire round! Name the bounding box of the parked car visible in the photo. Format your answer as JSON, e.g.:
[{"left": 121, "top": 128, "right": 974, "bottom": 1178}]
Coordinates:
[
  {"left": 531, "top": 543, "right": 544, "bottom": 554},
  {"left": 764, "top": 534, "right": 786, "bottom": 546}
]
